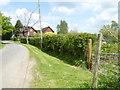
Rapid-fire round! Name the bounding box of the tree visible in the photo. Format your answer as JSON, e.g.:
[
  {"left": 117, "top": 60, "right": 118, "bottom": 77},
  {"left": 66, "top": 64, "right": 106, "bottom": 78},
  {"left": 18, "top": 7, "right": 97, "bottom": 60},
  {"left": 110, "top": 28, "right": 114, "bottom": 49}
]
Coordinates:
[
  {"left": 0, "top": 12, "right": 2, "bottom": 37},
  {"left": 1, "top": 12, "right": 14, "bottom": 40},
  {"left": 14, "top": 20, "right": 23, "bottom": 37},
  {"left": 111, "top": 20, "right": 118, "bottom": 30},
  {"left": 100, "top": 21, "right": 118, "bottom": 43},
  {"left": 57, "top": 20, "right": 68, "bottom": 34}
]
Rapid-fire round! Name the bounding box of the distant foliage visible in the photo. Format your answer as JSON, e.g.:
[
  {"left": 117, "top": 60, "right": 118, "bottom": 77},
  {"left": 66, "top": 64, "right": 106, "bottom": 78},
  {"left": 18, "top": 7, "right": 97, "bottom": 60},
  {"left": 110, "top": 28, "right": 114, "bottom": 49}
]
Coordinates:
[
  {"left": 20, "top": 33, "right": 97, "bottom": 63},
  {"left": 57, "top": 20, "right": 68, "bottom": 34}
]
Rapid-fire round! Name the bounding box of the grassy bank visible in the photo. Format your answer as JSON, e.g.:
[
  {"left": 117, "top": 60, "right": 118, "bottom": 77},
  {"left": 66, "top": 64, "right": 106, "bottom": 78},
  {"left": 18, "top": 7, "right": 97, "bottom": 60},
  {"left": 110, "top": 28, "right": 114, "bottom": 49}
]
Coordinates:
[
  {"left": 0, "top": 41, "right": 5, "bottom": 49},
  {"left": 23, "top": 44, "right": 93, "bottom": 88}
]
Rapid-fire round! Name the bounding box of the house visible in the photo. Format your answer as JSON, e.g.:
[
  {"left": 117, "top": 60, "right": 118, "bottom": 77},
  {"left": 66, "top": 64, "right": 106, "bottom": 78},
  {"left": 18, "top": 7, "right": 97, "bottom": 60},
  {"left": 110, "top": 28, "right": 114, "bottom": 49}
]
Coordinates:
[
  {"left": 36, "top": 26, "right": 54, "bottom": 34},
  {"left": 20, "top": 26, "right": 37, "bottom": 37},
  {"left": 20, "top": 26, "right": 54, "bottom": 37}
]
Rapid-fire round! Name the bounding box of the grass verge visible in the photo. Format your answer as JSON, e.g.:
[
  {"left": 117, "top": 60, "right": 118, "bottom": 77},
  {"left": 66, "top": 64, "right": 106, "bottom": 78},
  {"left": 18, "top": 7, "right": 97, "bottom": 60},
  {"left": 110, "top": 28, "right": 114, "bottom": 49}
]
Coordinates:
[
  {"left": 23, "top": 44, "right": 93, "bottom": 88},
  {"left": 0, "top": 41, "right": 5, "bottom": 49}
]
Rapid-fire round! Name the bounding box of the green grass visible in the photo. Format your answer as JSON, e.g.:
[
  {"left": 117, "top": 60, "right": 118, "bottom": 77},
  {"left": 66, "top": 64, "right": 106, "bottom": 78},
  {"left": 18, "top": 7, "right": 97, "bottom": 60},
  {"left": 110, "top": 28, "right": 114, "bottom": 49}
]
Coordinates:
[
  {"left": 0, "top": 41, "right": 5, "bottom": 49},
  {"left": 23, "top": 44, "right": 93, "bottom": 88}
]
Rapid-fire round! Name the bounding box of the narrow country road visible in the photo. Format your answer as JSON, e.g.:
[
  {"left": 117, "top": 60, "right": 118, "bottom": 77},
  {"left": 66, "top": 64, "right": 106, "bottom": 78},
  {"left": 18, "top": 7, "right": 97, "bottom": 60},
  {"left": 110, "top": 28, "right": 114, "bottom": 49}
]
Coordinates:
[{"left": 0, "top": 41, "right": 32, "bottom": 88}]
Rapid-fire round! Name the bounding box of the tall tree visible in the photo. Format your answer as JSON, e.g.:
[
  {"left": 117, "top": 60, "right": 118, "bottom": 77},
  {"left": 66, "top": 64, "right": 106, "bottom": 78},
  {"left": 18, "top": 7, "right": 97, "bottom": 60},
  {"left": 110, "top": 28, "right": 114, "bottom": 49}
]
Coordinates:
[
  {"left": 1, "top": 12, "right": 14, "bottom": 40},
  {"left": 57, "top": 20, "right": 68, "bottom": 34},
  {"left": 14, "top": 20, "right": 23, "bottom": 37}
]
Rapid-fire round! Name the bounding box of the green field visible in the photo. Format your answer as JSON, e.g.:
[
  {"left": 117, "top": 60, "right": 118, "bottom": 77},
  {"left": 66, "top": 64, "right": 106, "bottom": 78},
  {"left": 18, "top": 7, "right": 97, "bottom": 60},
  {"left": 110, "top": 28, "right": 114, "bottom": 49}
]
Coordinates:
[{"left": 23, "top": 44, "right": 93, "bottom": 88}]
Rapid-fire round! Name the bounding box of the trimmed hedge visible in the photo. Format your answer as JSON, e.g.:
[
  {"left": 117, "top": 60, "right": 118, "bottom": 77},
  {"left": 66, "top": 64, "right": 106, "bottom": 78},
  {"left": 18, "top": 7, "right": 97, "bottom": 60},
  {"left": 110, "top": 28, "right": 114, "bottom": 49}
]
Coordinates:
[
  {"left": 20, "top": 37, "right": 27, "bottom": 44},
  {"left": 10, "top": 37, "right": 19, "bottom": 41},
  {"left": 20, "top": 33, "right": 97, "bottom": 62}
]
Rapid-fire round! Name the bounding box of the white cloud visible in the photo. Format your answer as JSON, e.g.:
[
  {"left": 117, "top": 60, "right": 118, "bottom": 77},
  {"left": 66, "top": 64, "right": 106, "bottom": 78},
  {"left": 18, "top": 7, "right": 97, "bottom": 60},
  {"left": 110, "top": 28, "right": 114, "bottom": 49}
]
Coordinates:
[
  {"left": 50, "top": 6, "right": 75, "bottom": 15},
  {"left": 0, "top": 0, "right": 10, "bottom": 7},
  {"left": 2, "top": 8, "right": 50, "bottom": 30},
  {"left": 85, "top": 7, "right": 117, "bottom": 33},
  {"left": 93, "top": 5, "right": 102, "bottom": 11},
  {"left": 15, "top": 8, "right": 40, "bottom": 26},
  {"left": 88, "top": 7, "right": 117, "bottom": 26},
  {"left": 16, "top": 8, "right": 29, "bottom": 16},
  {"left": 43, "top": 15, "right": 60, "bottom": 22},
  {"left": 41, "top": 22, "right": 50, "bottom": 28}
]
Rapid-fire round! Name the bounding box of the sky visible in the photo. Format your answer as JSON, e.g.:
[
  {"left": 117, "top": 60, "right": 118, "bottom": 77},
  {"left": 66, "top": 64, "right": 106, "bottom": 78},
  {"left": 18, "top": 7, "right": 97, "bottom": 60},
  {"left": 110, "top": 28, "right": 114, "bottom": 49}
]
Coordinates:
[{"left": 0, "top": 0, "right": 119, "bottom": 34}]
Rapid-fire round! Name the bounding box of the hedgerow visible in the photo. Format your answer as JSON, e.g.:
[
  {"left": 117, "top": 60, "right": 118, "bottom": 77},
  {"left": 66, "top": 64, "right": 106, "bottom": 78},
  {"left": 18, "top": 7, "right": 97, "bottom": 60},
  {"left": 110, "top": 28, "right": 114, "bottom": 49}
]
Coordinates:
[
  {"left": 10, "top": 37, "right": 19, "bottom": 41},
  {"left": 20, "top": 37, "right": 27, "bottom": 44},
  {"left": 20, "top": 33, "right": 97, "bottom": 63}
]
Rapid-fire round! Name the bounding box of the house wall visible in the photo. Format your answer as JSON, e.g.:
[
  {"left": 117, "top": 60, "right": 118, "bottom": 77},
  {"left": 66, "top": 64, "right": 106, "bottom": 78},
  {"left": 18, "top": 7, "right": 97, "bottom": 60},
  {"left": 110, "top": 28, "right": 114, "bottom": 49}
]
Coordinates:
[
  {"left": 22, "top": 28, "right": 36, "bottom": 37},
  {"left": 28, "top": 29, "right": 36, "bottom": 36},
  {"left": 43, "top": 28, "right": 54, "bottom": 34}
]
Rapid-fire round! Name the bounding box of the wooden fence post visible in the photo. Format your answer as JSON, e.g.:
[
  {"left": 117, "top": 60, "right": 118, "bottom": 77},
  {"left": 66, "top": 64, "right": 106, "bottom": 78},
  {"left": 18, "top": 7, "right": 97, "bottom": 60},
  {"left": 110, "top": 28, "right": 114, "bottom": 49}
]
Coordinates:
[
  {"left": 93, "top": 33, "right": 103, "bottom": 88},
  {"left": 88, "top": 39, "right": 92, "bottom": 71}
]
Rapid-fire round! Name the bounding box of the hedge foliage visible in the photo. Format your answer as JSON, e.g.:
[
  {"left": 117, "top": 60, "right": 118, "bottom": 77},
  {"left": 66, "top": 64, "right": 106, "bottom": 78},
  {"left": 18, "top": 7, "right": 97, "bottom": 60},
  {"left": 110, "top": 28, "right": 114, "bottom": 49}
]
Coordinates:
[
  {"left": 20, "top": 33, "right": 97, "bottom": 62},
  {"left": 10, "top": 37, "right": 19, "bottom": 41}
]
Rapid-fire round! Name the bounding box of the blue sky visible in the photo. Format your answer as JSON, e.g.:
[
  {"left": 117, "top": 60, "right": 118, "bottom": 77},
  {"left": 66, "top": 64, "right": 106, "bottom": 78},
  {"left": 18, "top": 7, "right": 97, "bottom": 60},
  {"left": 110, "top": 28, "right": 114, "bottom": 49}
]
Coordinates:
[{"left": 0, "top": 0, "right": 118, "bottom": 33}]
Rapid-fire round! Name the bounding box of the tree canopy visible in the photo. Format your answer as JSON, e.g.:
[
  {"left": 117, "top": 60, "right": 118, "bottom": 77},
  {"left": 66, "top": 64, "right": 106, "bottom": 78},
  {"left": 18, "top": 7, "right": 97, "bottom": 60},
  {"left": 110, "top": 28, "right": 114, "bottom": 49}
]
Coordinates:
[
  {"left": 1, "top": 12, "right": 14, "bottom": 40},
  {"left": 100, "top": 20, "right": 118, "bottom": 43},
  {"left": 57, "top": 20, "right": 68, "bottom": 34},
  {"left": 0, "top": 12, "right": 2, "bottom": 37},
  {"left": 14, "top": 20, "right": 23, "bottom": 37}
]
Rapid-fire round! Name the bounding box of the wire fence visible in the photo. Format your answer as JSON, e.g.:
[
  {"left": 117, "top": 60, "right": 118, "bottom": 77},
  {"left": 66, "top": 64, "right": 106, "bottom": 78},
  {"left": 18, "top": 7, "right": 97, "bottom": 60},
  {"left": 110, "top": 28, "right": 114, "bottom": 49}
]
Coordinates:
[
  {"left": 91, "top": 32, "right": 120, "bottom": 88},
  {"left": 98, "top": 53, "right": 119, "bottom": 76},
  {"left": 92, "top": 51, "right": 119, "bottom": 88}
]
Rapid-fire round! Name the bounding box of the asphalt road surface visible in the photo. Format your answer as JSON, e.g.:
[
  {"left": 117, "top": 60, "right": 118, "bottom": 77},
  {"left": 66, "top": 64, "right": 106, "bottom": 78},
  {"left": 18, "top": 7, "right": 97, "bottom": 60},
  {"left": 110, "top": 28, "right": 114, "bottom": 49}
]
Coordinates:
[{"left": 0, "top": 41, "right": 30, "bottom": 88}]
